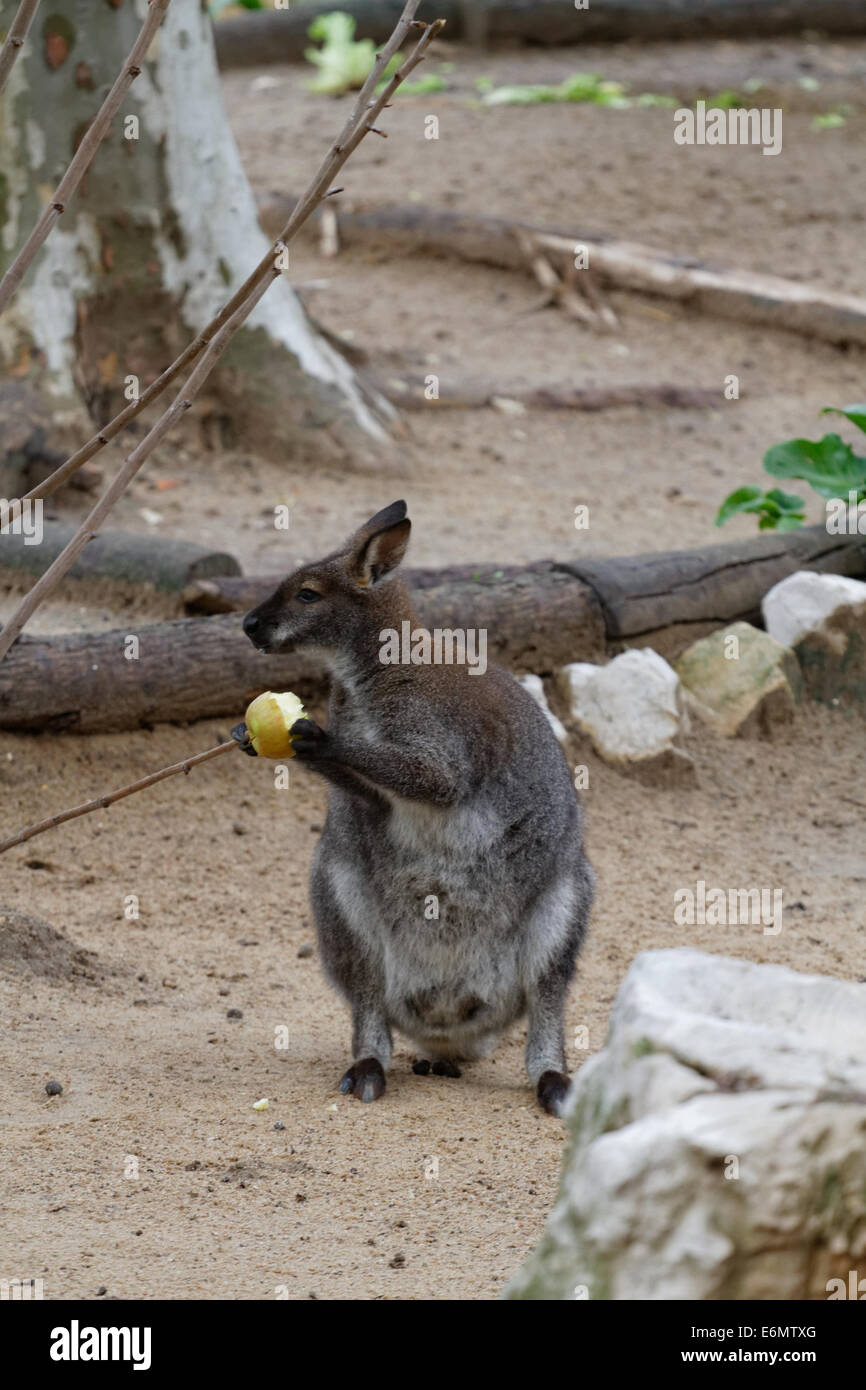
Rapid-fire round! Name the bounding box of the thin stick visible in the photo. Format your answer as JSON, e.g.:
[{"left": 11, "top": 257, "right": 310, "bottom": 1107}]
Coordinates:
[
  {"left": 0, "top": 269, "right": 274, "bottom": 657},
  {"left": 0, "top": 741, "right": 238, "bottom": 855},
  {"left": 17, "top": 2, "right": 441, "bottom": 506},
  {"left": 0, "top": 12, "right": 445, "bottom": 652},
  {"left": 0, "top": 0, "right": 40, "bottom": 96},
  {"left": 0, "top": 0, "right": 172, "bottom": 316}
]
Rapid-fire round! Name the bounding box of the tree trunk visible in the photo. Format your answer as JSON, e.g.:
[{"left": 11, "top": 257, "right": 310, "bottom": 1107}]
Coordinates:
[{"left": 0, "top": 0, "right": 394, "bottom": 460}]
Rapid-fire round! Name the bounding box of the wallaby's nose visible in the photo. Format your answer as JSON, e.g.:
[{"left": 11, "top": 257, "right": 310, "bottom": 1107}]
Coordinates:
[{"left": 243, "top": 612, "right": 261, "bottom": 638}]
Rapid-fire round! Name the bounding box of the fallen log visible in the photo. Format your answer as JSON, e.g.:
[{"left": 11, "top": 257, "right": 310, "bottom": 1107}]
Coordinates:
[
  {"left": 258, "top": 196, "right": 866, "bottom": 350},
  {"left": 185, "top": 524, "right": 866, "bottom": 624},
  {"left": 560, "top": 525, "right": 866, "bottom": 639},
  {"left": 0, "top": 522, "right": 242, "bottom": 593},
  {"left": 3, "top": 527, "right": 865, "bottom": 733},
  {"left": 0, "top": 564, "right": 604, "bottom": 732},
  {"left": 376, "top": 376, "right": 725, "bottom": 411},
  {"left": 215, "top": 0, "right": 866, "bottom": 68},
  {"left": 0, "top": 382, "right": 100, "bottom": 498},
  {"left": 184, "top": 562, "right": 534, "bottom": 614}
]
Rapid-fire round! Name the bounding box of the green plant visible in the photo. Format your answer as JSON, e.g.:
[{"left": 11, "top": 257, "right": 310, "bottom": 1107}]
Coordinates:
[
  {"left": 478, "top": 72, "right": 629, "bottom": 107},
  {"left": 716, "top": 405, "right": 866, "bottom": 530},
  {"left": 705, "top": 89, "right": 742, "bottom": 109},
  {"left": 812, "top": 109, "right": 847, "bottom": 131},
  {"left": 209, "top": 0, "right": 263, "bottom": 12},
  {"left": 305, "top": 12, "right": 400, "bottom": 96}
]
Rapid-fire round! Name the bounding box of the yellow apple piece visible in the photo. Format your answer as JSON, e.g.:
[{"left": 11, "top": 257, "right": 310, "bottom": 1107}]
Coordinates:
[{"left": 244, "top": 690, "right": 307, "bottom": 759}]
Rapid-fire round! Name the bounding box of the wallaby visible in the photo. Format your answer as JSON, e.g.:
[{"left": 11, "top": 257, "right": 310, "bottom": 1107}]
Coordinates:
[{"left": 239, "top": 502, "right": 594, "bottom": 1115}]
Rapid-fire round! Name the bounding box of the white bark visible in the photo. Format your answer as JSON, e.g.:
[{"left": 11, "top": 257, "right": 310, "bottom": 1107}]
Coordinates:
[
  {"left": 134, "top": 0, "right": 391, "bottom": 440},
  {"left": 0, "top": 0, "right": 393, "bottom": 440}
]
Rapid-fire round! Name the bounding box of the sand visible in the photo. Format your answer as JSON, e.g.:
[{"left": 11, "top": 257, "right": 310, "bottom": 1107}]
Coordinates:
[{"left": 1, "top": 35, "right": 865, "bottom": 1301}]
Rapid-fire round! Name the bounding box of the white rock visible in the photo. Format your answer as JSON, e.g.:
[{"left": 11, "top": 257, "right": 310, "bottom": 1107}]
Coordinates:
[
  {"left": 506, "top": 949, "right": 866, "bottom": 1301},
  {"left": 518, "top": 675, "right": 568, "bottom": 745},
  {"left": 557, "top": 649, "right": 693, "bottom": 782},
  {"left": 762, "top": 570, "right": 866, "bottom": 649}
]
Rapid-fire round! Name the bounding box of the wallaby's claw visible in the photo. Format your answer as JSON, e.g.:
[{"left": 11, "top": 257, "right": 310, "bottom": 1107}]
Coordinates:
[
  {"left": 338, "top": 1057, "right": 386, "bottom": 1103},
  {"left": 289, "top": 716, "right": 328, "bottom": 761},
  {"left": 537, "top": 1070, "right": 571, "bottom": 1117},
  {"left": 230, "top": 721, "right": 258, "bottom": 756}
]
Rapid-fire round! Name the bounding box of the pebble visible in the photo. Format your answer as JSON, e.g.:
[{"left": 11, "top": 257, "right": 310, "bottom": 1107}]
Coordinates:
[
  {"left": 45, "top": 1080, "right": 63, "bottom": 1096},
  {"left": 227, "top": 1008, "right": 243, "bottom": 1020}
]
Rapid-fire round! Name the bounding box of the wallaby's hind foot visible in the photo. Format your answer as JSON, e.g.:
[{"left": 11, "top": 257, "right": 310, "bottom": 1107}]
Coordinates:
[
  {"left": 412, "top": 1057, "right": 462, "bottom": 1077},
  {"left": 537, "top": 1070, "right": 571, "bottom": 1117},
  {"left": 339, "top": 1058, "right": 386, "bottom": 1103},
  {"left": 431, "top": 1059, "right": 462, "bottom": 1077}
]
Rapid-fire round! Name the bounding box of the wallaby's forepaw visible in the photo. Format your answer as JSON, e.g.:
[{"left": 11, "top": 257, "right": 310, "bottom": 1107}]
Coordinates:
[
  {"left": 339, "top": 1057, "right": 386, "bottom": 1103},
  {"left": 230, "top": 721, "right": 258, "bottom": 756},
  {"left": 290, "top": 717, "right": 329, "bottom": 761},
  {"left": 537, "top": 1070, "right": 571, "bottom": 1117}
]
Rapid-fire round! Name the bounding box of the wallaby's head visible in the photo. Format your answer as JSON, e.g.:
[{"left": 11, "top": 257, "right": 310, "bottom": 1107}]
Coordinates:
[{"left": 243, "top": 501, "right": 411, "bottom": 657}]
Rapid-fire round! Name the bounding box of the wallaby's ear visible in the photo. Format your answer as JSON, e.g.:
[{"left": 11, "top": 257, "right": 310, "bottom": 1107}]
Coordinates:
[{"left": 347, "top": 500, "right": 411, "bottom": 588}]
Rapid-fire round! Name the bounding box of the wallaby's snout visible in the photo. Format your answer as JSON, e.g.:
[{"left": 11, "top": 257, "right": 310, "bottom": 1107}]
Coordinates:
[{"left": 242, "top": 500, "right": 411, "bottom": 656}]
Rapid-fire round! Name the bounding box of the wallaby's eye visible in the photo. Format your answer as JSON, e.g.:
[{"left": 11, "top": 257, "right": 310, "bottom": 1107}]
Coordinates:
[{"left": 296, "top": 588, "right": 322, "bottom": 604}]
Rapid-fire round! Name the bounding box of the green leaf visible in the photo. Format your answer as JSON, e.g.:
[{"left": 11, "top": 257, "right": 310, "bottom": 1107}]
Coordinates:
[
  {"left": 481, "top": 72, "right": 631, "bottom": 107},
  {"left": 821, "top": 403, "right": 866, "bottom": 436},
  {"left": 306, "top": 12, "right": 394, "bottom": 95},
  {"left": 397, "top": 74, "right": 447, "bottom": 94},
  {"left": 715, "top": 485, "right": 805, "bottom": 530},
  {"left": 812, "top": 111, "right": 846, "bottom": 130},
  {"left": 636, "top": 92, "right": 679, "bottom": 108},
  {"left": 764, "top": 487, "right": 809, "bottom": 514},
  {"left": 715, "top": 486, "right": 763, "bottom": 525},
  {"left": 763, "top": 433, "right": 866, "bottom": 500}
]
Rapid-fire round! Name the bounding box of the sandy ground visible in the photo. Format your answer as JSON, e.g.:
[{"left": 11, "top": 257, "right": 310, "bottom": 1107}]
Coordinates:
[{"left": 1, "top": 36, "right": 865, "bottom": 1301}]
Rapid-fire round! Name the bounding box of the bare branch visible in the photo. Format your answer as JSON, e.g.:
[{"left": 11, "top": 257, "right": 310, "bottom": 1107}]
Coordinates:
[
  {"left": 0, "top": 740, "right": 238, "bottom": 855},
  {"left": 0, "top": 270, "right": 274, "bottom": 659},
  {"left": 18, "top": 1, "right": 440, "bottom": 506},
  {"left": 0, "top": 0, "right": 173, "bottom": 316},
  {"left": 0, "top": 0, "right": 40, "bottom": 97},
  {"left": 0, "top": 8, "right": 446, "bottom": 654}
]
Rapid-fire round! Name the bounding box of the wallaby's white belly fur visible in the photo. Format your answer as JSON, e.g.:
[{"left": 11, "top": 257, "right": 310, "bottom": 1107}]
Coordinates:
[{"left": 320, "top": 787, "right": 577, "bottom": 1058}]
